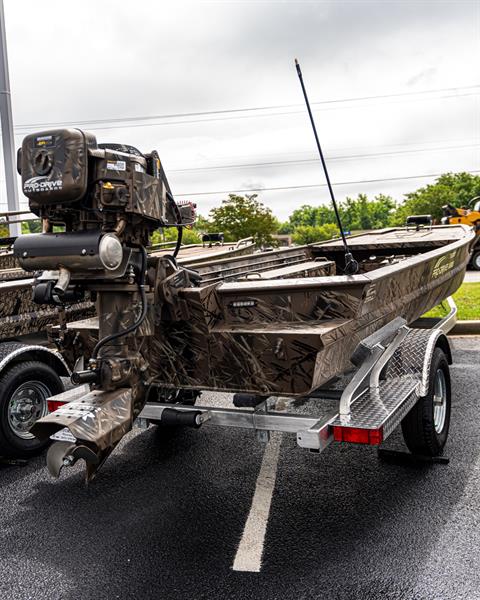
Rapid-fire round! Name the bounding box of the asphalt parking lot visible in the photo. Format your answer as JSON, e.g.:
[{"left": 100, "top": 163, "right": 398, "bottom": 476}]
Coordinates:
[{"left": 1, "top": 336, "right": 479, "bottom": 600}]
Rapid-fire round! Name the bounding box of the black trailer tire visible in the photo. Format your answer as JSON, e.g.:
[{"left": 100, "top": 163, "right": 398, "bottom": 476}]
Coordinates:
[
  {"left": 471, "top": 250, "right": 480, "bottom": 271},
  {"left": 401, "top": 347, "right": 451, "bottom": 456},
  {"left": 0, "top": 361, "right": 64, "bottom": 458}
]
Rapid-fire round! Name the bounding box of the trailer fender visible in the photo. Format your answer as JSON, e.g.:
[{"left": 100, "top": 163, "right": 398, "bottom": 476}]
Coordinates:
[
  {"left": 388, "top": 328, "right": 452, "bottom": 398},
  {"left": 418, "top": 331, "right": 452, "bottom": 397},
  {"left": 0, "top": 341, "right": 70, "bottom": 378}
]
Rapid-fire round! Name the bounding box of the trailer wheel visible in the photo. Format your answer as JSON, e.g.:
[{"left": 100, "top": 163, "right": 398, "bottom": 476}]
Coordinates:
[
  {"left": 0, "top": 361, "right": 64, "bottom": 458},
  {"left": 471, "top": 250, "right": 480, "bottom": 271},
  {"left": 401, "top": 348, "right": 451, "bottom": 456}
]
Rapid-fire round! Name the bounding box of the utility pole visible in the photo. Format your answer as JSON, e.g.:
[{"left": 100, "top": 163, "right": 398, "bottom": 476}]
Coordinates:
[{"left": 0, "top": 0, "right": 20, "bottom": 237}]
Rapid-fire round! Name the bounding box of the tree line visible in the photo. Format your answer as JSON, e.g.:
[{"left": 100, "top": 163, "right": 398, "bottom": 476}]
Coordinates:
[{"left": 178, "top": 172, "right": 480, "bottom": 246}]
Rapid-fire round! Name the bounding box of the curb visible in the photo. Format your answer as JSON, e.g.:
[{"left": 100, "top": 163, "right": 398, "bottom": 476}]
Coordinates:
[{"left": 451, "top": 320, "right": 480, "bottom": 335}]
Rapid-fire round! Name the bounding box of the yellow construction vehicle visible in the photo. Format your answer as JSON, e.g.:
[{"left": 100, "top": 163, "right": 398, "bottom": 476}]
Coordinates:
[{"left": 442, "top": 196, "right": 480, "bottom": 270}]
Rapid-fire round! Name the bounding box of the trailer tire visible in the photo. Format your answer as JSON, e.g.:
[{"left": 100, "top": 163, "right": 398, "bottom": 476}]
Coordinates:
[
  {"left": 0, "top": 361, "right": 64, "bottom": 458},
  {"left": 471, "top": 250, "right": 480, "bottom": 271},
  {"left": 401, "top": 348, "right": 451, "bottom": 456}
]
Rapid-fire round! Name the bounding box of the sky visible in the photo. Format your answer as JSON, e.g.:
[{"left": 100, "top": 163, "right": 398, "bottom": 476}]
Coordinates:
[{"left": 1, "top": 0, "right": 479, "bottom": 221}]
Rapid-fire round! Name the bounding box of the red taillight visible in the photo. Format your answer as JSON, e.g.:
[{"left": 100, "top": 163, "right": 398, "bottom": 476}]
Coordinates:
[
  {"left": 333, "top": 426, "right": 383, "bottom": 446},
  {"left": 47, "top": 400, "right": 66, "bottom": 413}
]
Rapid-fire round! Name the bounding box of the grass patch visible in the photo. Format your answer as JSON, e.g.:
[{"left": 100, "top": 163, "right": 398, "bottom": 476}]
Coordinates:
[{"left": 424, "top": 282, "right": 480, "bottom": 320}]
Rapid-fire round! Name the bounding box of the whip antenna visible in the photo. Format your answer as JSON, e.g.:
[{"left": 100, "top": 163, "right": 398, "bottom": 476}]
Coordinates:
[{"left": 295, "top": 59, "right": 358, "bottom": 275}]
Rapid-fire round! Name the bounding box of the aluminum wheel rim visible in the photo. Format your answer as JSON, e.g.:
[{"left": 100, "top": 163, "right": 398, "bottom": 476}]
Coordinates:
[
  {"left": 433, "top": 368, "right": 447, "bottom": 434},
  {"left": 474, "top": 254, "right": 480, "bottom": 270},
  {"left": 7, "top": 381, "right": 50, "bottom": 440}
]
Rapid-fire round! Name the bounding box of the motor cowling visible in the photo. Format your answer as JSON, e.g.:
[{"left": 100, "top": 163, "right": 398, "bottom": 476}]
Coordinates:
[{"left": 18, "top": 128, "right": 95, "bottom": 206}]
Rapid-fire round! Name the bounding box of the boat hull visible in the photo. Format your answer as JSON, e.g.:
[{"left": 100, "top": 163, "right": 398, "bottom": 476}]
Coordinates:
[{"left": 147, "top": 226, "right": 473, "bottom": 396}]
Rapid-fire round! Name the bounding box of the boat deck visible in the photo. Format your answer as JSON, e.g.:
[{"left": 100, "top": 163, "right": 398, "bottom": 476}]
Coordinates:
[
  {"left": 151, "top": 242, "right": 255, "bottom": 264},
  {"left": 313, "top": 225, "right": 470, "bottom": 252}
]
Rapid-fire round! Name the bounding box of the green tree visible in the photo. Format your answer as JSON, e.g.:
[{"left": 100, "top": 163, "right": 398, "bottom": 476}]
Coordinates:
[
  {"left": 194, "top": 214, "right": 212, "bottom": 234},
  {"left": 285, "top": 195, "right": 394, "bottom": 234},
  {"left": 341, "top": 193, "right": 395, "bottom": 230},
  {"left": 277, "top": 221, "right": 293, "bottom": 234},
  {"left": 179, "top": 228, "right": 202, "bottom": 245},
  {"left": 292, "top": 223, "right": 339, "bottom": 245},
  {"left": 21, "top": 219, "right": 42, "bottom": 234},
  {"left": 391, "top": 172, "right": 480, "bottom": 224},
  {"left": 288, "top": 204, "right": 336, "bottom": 229},
  {"left": 209, "top": 194, "right": 279, "bottom": 246},
  {"left": 151, "top": 210, "right": 213, "bottom": 246},
  {"left": 152, "top": 227, "right": 202, "bottom": 245}
]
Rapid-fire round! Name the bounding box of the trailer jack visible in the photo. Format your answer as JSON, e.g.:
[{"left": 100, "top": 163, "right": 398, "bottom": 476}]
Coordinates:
[{"left": 46, "top": 441, "right": 99, "bottom": 478}]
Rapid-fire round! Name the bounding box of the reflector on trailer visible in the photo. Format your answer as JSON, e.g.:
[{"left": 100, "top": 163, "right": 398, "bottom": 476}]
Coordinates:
[
  {"left": 47, "top": 400, "right": 67, "bottom": 413},
  {"left": 333, "top": 425, "right": 384, "bottom": 446}
]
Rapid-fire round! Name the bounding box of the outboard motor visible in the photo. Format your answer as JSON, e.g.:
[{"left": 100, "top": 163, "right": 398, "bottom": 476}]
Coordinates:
[{"left": 13, "top": 128, "right": 195, "bottom": 480}]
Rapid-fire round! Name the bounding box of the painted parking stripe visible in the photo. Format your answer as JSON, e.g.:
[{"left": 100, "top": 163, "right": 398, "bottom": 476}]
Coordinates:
[{"left": 232, "top": 432, "right": 282, "bottom": 573}]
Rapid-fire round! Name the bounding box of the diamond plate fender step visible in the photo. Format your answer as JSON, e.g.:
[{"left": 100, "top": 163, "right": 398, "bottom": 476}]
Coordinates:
[{"left": 331, "top": 374, "right": 419, "bottom": 445}]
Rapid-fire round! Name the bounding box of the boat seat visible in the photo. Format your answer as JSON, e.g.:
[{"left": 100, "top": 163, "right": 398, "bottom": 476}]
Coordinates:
[{"left": 212, "top": 318, "right": 350, "bottom": 336}]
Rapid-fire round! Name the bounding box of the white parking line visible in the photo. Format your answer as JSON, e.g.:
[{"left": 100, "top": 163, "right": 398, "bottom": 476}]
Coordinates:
[{"left": 232, "top": 433, "right": 282, "bottom": 573}]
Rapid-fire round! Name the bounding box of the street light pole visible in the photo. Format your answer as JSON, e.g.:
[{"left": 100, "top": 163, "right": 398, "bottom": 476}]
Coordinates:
[{"left": 0, "top": 0, "right": 21, "bottom": 237}]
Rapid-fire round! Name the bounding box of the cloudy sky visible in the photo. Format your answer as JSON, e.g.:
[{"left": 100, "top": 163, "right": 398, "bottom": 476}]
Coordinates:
[{"left": 1, "top": 0, "right": 479, "bottom": 220}]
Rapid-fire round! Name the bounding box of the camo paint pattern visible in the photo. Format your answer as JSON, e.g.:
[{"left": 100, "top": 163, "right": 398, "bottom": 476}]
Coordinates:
[
  {"left": 0, "top": 279, "right": 94, "bottom": 339},
  {"left": 146, "top": 229, "right": 473, "bottom": 396},
  {"left": 0, "top": 252, "right": 19, "bottom": 271},
  {"left": 92, "top": 148, "right": 166, "bottom": 225},
  {"left": 31, "top": 388, "right": 132, "bottom": 451}
]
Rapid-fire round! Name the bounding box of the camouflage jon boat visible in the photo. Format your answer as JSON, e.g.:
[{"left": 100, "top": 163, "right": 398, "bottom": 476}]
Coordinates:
[
  {"left": 46, "top": 224, "right": 473, "bottom": 398},
  {"left": 146, "top": 224, "right": 474, "bottom": 396}
]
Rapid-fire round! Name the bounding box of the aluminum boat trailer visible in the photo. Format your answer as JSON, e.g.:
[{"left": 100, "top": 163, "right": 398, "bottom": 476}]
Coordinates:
[{"left": 135, "top": 297, "right": 457, "bottom": 455}]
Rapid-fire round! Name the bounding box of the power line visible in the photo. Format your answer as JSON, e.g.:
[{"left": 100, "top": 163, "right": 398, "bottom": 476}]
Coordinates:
[
  {"left": 13, "top": 84, "right": 480, "bottom": 132},
  {"left": 169, "top": 143, "right": 480, "bottom": 173},
  {"left": 193, "top": 136, "right": 480, "bottom": 164},
  {"left": 28, "top": 91, "right": 477, "bottom": 134},
  {"left": 175, "top": 170, "right": 480, "bottom": 197}
]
